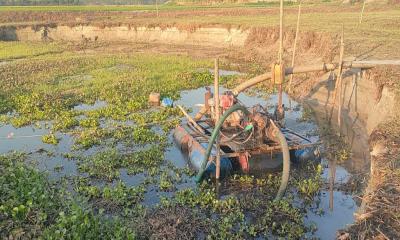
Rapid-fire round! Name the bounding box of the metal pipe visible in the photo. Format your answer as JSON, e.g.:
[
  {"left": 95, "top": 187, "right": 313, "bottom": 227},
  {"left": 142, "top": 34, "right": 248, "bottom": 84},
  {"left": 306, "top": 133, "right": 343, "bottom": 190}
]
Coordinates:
[{"left": 231, "top": 60, "right": 393, "bottom": 96}]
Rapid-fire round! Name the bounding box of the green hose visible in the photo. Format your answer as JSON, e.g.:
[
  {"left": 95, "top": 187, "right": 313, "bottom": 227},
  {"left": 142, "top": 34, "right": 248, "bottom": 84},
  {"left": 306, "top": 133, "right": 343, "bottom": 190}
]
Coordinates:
[
  {"left": 195, "top": 104, "right": 250, "bottom": 183},
  {"left": 194, "top": 104, "right": 291, "bottom": 200}
]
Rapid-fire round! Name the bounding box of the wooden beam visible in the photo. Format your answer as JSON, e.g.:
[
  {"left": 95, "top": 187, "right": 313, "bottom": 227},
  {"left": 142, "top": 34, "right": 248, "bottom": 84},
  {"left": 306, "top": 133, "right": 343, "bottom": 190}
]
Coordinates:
[{"left": 214, "top": 58, "right": 221, "bottom": 180}]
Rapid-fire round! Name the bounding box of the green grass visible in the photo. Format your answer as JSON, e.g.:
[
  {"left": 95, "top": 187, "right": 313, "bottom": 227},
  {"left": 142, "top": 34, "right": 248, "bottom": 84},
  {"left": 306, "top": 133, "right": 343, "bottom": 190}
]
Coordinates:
[{"left": 0, "top": 42, "right": 64, "bottom": 61}]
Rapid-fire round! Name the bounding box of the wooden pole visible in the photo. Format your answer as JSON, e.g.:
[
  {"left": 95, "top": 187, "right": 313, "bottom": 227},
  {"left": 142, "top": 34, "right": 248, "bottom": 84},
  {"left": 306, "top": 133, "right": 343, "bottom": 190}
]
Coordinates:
[
  {"left": 156, "top": 0, "right": 159, "bottom": 18},
  {"left": 329, "top": 159, "right": 336, "bottom": 212},
  {"left": 177, "top": 105, "right": 205, "bottom": 134},
  {"left": 337, "top": 25, "right": 345, "bottom": 131},
  {"left": 278, "top": 0, "right": 284, "bottom": 64},
  {"left": 288, "top": 1, "right": 301, "bottom": 95},
  {"left": 277, "top": 0, "right": 284, "bottom": 110},
  {"left": 214, "top": 58, "right": 221, "bottom": 180},
  {"left": 329, "top": 24, "right": 345, "bottom": 127},
  {"left": 359, "top": 1, "right": 366, "bottom": 25}
]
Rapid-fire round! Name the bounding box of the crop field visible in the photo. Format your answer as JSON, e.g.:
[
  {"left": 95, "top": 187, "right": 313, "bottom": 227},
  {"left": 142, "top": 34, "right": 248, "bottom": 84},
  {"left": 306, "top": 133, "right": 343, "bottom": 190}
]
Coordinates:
[
  {"left": 1, "top": 4, "right": 399, "bottom": 59},
  {"left": 1, "top": 1, "right": 399, "bottom": 239}
]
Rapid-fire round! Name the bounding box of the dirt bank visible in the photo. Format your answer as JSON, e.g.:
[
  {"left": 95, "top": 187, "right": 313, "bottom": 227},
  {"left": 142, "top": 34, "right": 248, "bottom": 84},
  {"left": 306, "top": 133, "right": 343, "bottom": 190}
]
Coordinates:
[{"left": 293, "top": 66, "right": 400, "bottom": 239}]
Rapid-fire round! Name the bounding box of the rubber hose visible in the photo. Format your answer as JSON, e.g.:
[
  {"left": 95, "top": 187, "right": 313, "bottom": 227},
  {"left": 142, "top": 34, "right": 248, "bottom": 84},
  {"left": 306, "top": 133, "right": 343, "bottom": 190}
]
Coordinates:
[
  {"left": 271, "top": 120, "right": 291, "bottom": 200},
  {"left": 195, "top": 104, "right": 250, "bottom": 183},
  {"left": 194, "top": 105, "right": 291, "bottom": 200}
]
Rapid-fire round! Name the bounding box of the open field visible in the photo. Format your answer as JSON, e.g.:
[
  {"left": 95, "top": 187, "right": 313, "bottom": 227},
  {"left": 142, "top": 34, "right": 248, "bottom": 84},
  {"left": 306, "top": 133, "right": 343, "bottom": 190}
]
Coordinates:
[
  {"left": 1, "top": 3, "right": 399, "bottom": 59},
  {"left": 1, "top": 1, "right": 400, "bottom": 239}
]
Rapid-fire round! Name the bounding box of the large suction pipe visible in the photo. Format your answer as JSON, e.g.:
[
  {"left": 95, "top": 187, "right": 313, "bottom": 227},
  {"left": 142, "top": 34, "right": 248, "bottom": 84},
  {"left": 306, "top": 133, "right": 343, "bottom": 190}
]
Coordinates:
[
  {"left": 232, "top": 60, "right": 400, "bottom": 96},
  {"left": 269, "top": 119, "right": 290, "bottom": 200}
]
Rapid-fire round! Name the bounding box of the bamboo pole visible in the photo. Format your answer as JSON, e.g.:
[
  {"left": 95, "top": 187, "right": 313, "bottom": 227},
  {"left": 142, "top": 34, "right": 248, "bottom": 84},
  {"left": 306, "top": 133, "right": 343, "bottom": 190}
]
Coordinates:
[
  {"left": 331, "top": 25, "right": 345, "bottom": 129},
  {"left": 156, "top": 0, "right": 159, "bottom": 18},
  {"left": 214, "top": 58, "right": 221, "bottom": 180},
  {"left": 329, "top": 159, "right": 336, "bottom": 211},
  {"left": 359, "top": 1, "right": 366, "bottom": 25},
  {"left": 177, "top": 105, "right": 205, "bottom": 134},
  {"left": 278, "top": 0, "right": 284, "bottom": 64},
  {"left": 277, "top": 0, "right": 284, "bottom": 111},
  {"left": 288, "top": 1, "right": 302, "bottom": 95}
]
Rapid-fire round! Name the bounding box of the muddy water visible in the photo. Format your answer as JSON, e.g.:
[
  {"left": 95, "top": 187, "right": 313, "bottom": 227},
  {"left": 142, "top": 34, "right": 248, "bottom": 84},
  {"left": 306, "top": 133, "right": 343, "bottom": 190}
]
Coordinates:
[{"left": 0, "top": 82, "right": 365, "bottom": 238}]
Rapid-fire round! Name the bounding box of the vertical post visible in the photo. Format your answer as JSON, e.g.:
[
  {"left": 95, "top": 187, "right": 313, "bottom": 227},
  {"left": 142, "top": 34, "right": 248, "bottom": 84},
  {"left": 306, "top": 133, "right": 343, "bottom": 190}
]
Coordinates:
[
  {"left": 214, "top": 58, "right": 221, "bottom": 180},
  {"left": 329, "top": 160, "right": 336, "bottom": 212},
  {"left": 278, "top": 0, "right": 284, "bottom": 110},
  {"left": 278, "top": 0, "right": 284, "bottom": 64},
  {"left": 359, "top": 1, "right": 366, "bottom": 25},
  {"left": 337, "top": 25, "right": 345, "bottom": 132},
  {"left": 288, "top": 1, "right": 301, "bottom": 95},
  {"left": 156, "top": 0, "right": 159, "bottom": 18},
  {"left": 330, "top": 24, "right": 345, "bottom": 126}
]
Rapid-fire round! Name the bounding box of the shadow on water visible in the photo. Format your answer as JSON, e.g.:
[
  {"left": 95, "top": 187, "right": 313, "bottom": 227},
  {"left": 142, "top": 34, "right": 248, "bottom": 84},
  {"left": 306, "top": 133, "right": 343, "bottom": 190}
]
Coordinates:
[{"left": 0, "top": 77, "right": 366, "bottom": 238}]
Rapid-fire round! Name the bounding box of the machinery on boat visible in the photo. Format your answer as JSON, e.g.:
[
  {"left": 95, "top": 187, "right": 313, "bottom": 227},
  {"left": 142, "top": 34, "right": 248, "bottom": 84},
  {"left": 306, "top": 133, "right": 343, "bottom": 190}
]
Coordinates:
[
  {"left": 173, "top": 88, "right": 321, "bottom": 171},
  {"left": 173, "top": 60, "right": 323, "bottom": 199}
]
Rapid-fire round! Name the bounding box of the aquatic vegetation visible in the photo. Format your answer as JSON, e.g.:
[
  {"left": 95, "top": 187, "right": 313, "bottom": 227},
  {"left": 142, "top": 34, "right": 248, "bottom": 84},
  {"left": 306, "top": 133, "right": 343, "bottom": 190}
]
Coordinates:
[
  {"left": 0, "top": 153, "right": 61, "bottom": 238},
  {"left": 53, "top": 111, "right": 79, "bottom": 131},
  {"left": 77, "top": 149, "right": 122, "bottom": 181},
  {"left": 41, "top": 133, "right": 60, "bottom": 145},
  {"left": 0, "top": 153, "right": 135, "bottom": 239},
  {"left": 75, "top": 178, "right": 146, "bottom": 209},
  {"left": 293, "top": 164, "right": 323, "bottom": 200},
  {"left": 79, "top": 117, "right": 100, "bottom": 128},
  {"left": 0, "top": 47, "right": 330, "bottom": 238},
  {"left": 298, "top": 105, "right": 314, "bottom": 122},
  {"left": 42, "top": 203, "right": 136, "bottom": 240}
]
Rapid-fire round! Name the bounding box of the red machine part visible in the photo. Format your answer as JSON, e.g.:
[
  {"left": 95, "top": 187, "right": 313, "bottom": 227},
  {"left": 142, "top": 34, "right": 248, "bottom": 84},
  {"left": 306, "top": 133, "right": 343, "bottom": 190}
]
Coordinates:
[
  {"left": 220, "top": 94, "right": 234, "bottom": 110},
  {"left": 238, "top": 152, "right": 250, "bottom": 173}
]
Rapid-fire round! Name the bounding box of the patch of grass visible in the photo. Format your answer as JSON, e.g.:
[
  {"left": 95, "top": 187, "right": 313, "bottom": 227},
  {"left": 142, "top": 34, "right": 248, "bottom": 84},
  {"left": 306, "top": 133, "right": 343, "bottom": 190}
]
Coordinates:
[{"left": 0, "top": 42, "right": 64, "bottom": 61}]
